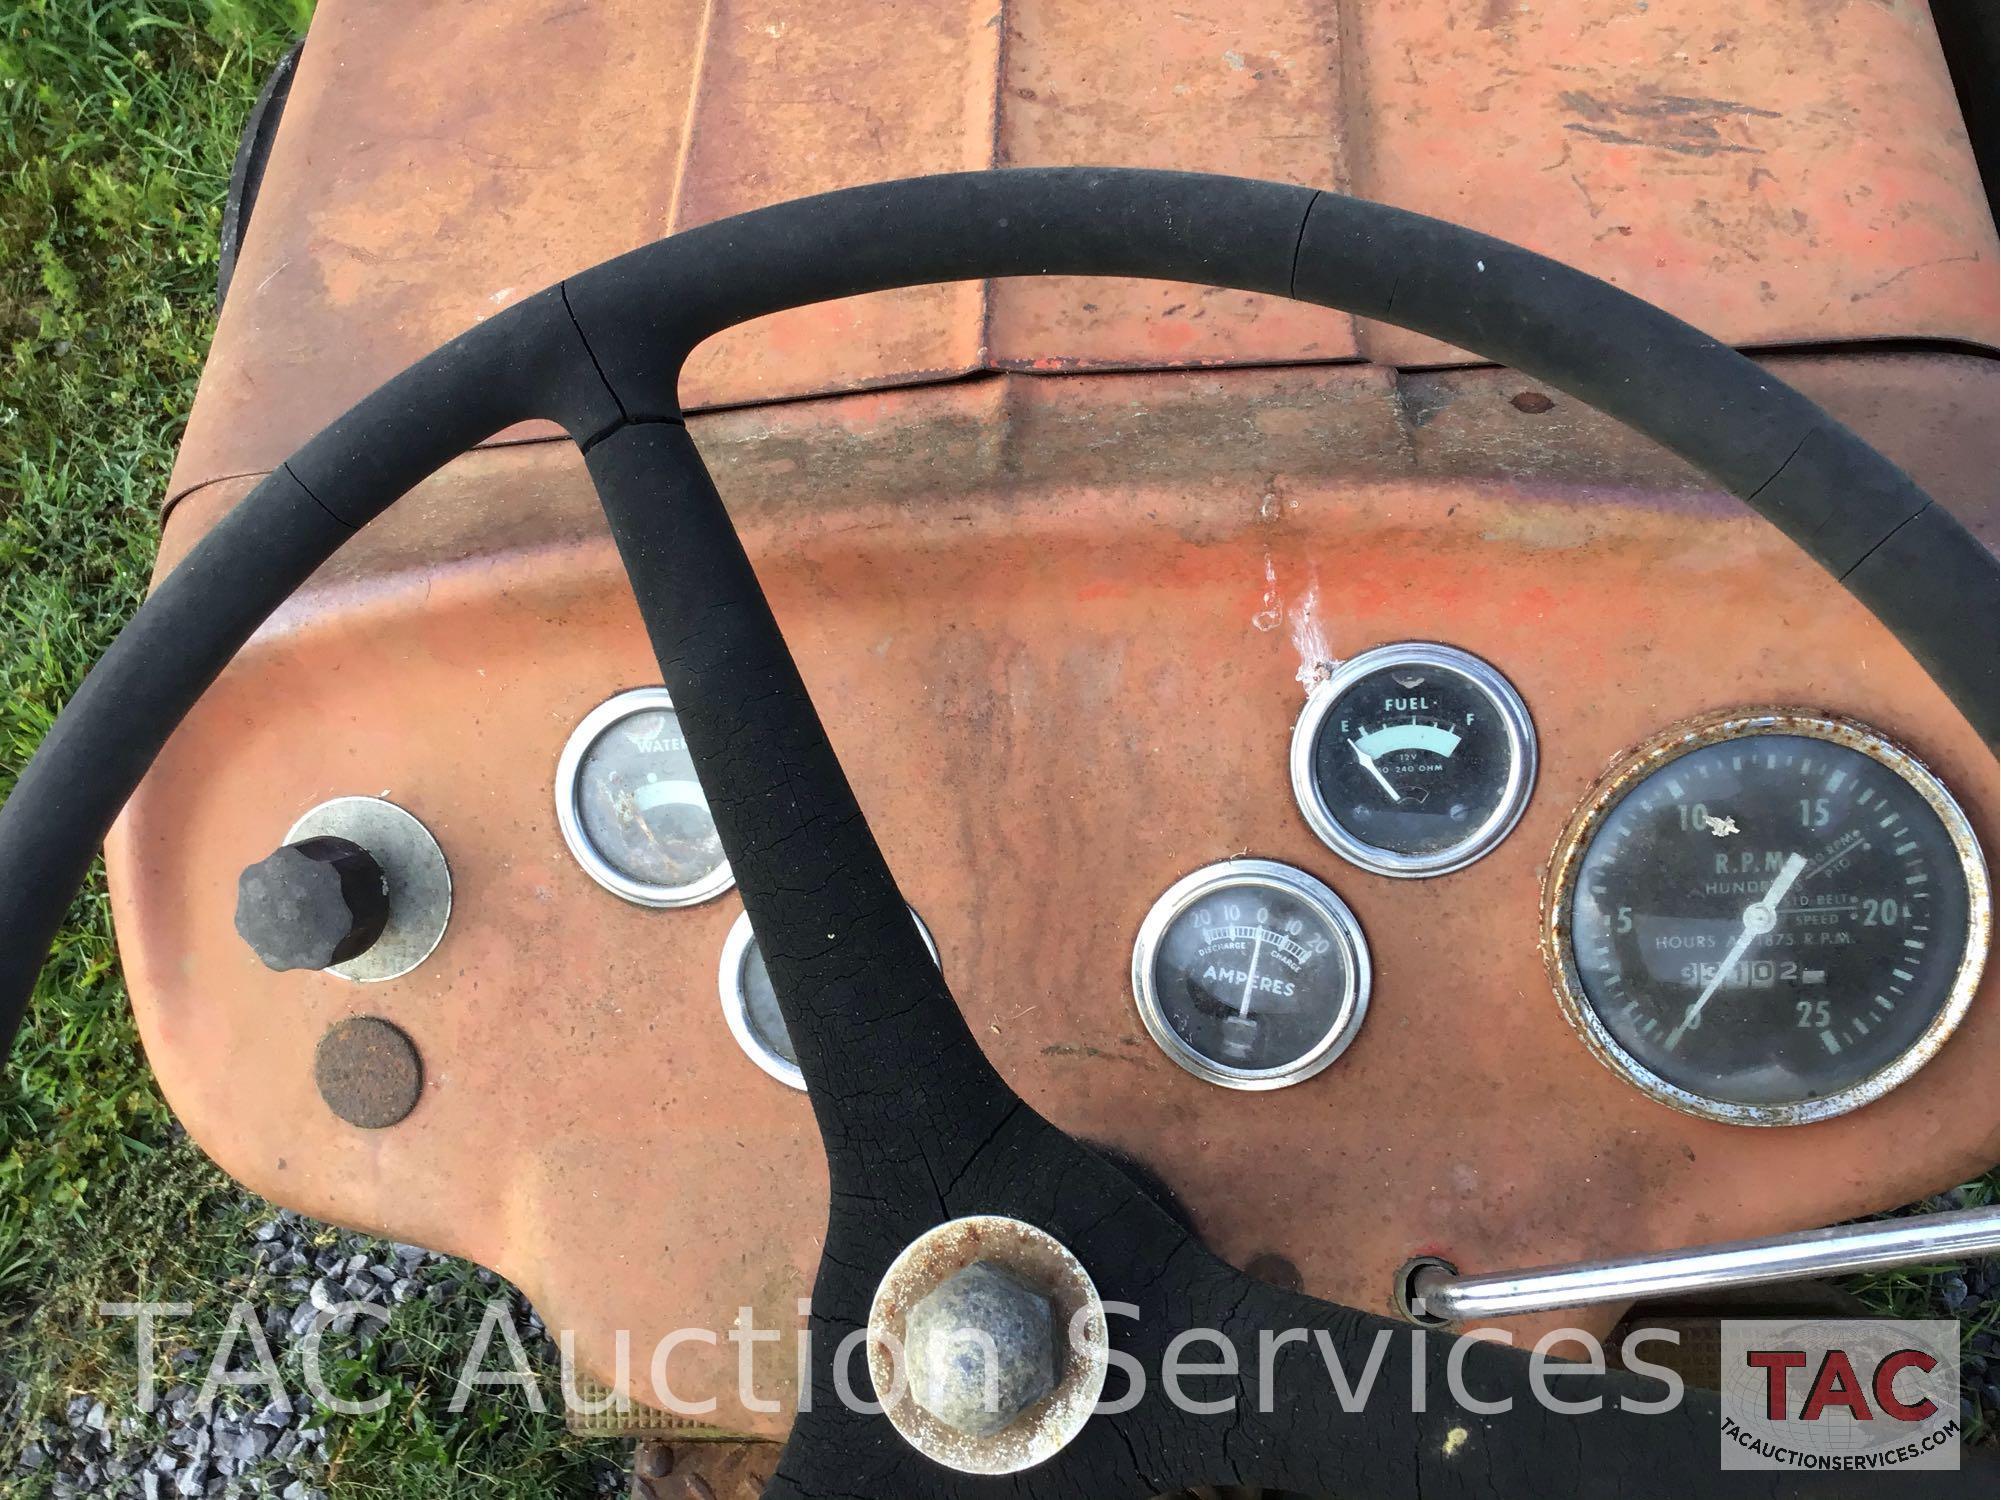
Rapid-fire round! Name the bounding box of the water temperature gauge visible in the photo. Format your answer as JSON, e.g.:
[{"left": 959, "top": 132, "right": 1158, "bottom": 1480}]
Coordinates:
[
  {"left": 1290, "top": 642, "right": 1536, "bottom": 877},
  {"left": 556, "top": 688, "right": 733, "bottom": 907},
  {"left": 1132, "top": 860, "right": 1371, "bottom": 1089}
]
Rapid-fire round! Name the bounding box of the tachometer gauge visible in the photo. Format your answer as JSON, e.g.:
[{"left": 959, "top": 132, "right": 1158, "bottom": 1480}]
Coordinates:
[
  {"left": 720, "top": 906, "right": 941, "bottom": 1089},
  {"left": 556, "top": 688, "right": 733, "bottom": 907},
  {"left": 1290, "top": 643, "right": 1535, "bottom": 877},
  {"left": 1546, "top": 710, "right": 1989, "bottom": 1125},
  {"left": 1132, "top": 860, "right": 1370, "bottom": 1090}
]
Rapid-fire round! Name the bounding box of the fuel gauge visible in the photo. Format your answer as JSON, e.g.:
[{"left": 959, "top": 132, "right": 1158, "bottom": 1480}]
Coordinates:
[{"left": 1290, "top": 643, "right": 1535, "bottom": 878}]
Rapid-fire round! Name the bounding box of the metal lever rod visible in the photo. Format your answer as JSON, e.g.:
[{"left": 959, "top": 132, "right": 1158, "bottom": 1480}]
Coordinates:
[{"left": 1409, "top": 1206, "right": 2000, "bottom": 1323}]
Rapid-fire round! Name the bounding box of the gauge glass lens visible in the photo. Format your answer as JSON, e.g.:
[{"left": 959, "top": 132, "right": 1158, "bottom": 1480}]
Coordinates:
[
  {"left": 738, "top": 939, "right": 799, "bottom": 1069},
  {"left": 1134, "top": 862, "right": 1369, "bottom": 1089},
  {"left": 557, "top": 690, "right": 732, "bottom": 906},
  {"left": 1294, "top": 644, "right": 1533, "bottom": 877},
  {"left": 723, "top": 908, "right": 940, "bottom": 1089},
  {"left": 1566, "top": 726, "right": 1981, "bottom": 1116}
]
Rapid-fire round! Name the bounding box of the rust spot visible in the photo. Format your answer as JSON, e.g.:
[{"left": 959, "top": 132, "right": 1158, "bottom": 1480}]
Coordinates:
[
  {"left": 313, "top": 1016, "right": 423, "bottom": 1128},
  {"left": 1560, "top": 86, "right": 1779, "bottom": 158},
  {"left": 1510, "top": 391, "right": 1555, "bottom": 414},
  {"left": 631, "top": 1440, "right": 775, "bottom": 1500},
  {"left": 1245, "top": 1252, "right": 1303, "bottom": 1293}
]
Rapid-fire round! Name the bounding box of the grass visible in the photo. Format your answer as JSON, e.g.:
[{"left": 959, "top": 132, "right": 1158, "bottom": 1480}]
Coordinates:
[
  {"left": 1853, "top": 1171, "right": 2000, "bottom": 1447},
  {"left": 0, "top": 0, "right": 301, "bottom": 1308},
  {"left": 2, "top": 1136, "right": 619, "bottom": 1496},
  {"left": 0, "top": 0, "right": 272, "bottom": 1299},
  {"left": 0, "top": 2, "right": 615, "bottom": 1492},
  {"left": 0, "top": 0, "right": 1991, "bottom": 1491}
]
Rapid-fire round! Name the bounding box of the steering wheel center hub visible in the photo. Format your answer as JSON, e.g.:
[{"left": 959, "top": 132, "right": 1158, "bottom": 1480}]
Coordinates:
[{"left": 867, "top": 1215, "right": 1107, "bottom": 1475}]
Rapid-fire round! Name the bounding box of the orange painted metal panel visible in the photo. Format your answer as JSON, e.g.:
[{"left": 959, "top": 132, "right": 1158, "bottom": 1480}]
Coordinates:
[
  {"left": 1347, "top": 0, "right": 2000, "bottom": 365},
  {"left": 171, "top": 0, "right": 708, "bottom": 494},
  {"left": 117, "top": 361, "right": 1998, "bottom": 1429},
  {"left": 167, "top": 0, "right": 1997, "bottom": 508},
  {"left": 671, "top": 0, "right": 1000, "bottom": 404},
  {"left": 984, "top": 0, "right": 1360, "bottom": 367}
]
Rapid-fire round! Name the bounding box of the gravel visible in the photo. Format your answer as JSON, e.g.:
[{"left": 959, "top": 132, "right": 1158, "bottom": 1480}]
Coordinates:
[
  {"left": 5, "top": 1209, "right": 485, "bottom": 1499},
  {"left": 1867, "top": 1186, "right": 2000, "bottom": 1440}
]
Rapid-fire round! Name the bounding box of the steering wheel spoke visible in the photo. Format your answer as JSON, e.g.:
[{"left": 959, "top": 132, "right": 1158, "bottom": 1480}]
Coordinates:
[
  {"left": 581, "top": 423, "right": 1019, "bottom": 1163},
  {"left": 762, "top": 1128, "right": 1858, "bottom": 1499}
]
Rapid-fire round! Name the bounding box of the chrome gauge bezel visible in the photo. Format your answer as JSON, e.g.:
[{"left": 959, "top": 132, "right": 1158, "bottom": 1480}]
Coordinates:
[
  {"left": 555, "top": 687, "right": 736, "bottom": 909},
  {"left": 1543, "top": 708, "right": 1991, "bottom": 1127},
  {"left": 1290, "top": 642, "right": 1537, "bottom": 879},
  {"left": 720, "top": 906, "right": 942, "bottom": 1089},
  {"left": 1131, "top": 858, "right": 1371, "bottom": 1091},
  {"left": 285, "top": 796, "right": 452, "bottom": 983}
]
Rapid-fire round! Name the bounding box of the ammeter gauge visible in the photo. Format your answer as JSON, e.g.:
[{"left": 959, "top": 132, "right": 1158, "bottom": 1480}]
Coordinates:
[
  {"left": 1546, "top": 710, "right": 1990, "bottom": 1125},
  {"left": 720, "top": 907, "right": 941, "bottom": 1089},
  {"left": 1291, "top": 643, "right": 1535, "bottom": 877},
  {"left": 555, "top": 688, "right": 733, "bottom": 907},
  {"left": 1132, "top": 860, "right": 1370, "bottom": 1090}
]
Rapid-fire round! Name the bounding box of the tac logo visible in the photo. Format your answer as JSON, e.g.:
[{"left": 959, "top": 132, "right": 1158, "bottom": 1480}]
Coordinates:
[{"left": 1719, "top": 1319, "right": 1961, "bottom": 1472}]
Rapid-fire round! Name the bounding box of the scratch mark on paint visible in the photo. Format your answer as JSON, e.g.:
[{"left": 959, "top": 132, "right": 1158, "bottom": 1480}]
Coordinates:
[
  {"left": 1290, "top": 564, "right": 1333, "bottom": 690},
  {"left": 1252, "top": 553, "right": 1283, "bottom": 632}
]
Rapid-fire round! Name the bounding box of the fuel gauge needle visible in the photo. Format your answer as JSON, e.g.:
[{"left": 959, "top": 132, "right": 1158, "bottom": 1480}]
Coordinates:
[{"left": 1350, "top": 739, "right": 1402, "bottom": 803}]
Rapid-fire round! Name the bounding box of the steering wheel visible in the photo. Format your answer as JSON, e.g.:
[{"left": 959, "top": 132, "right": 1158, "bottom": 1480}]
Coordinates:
[{"left": 0, "top": 170, "right": 1994, "bottom": 1498}]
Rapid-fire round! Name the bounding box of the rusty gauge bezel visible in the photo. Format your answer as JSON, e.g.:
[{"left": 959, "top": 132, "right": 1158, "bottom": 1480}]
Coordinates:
[
  {"left": 555, "top": 687, "right": 735, "bottom": 908},
  {"left": 1543, "top": 708, "right": 1991, "bottom": 1127}
]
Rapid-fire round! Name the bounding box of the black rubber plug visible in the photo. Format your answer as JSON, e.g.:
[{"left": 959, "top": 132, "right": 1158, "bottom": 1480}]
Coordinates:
[{"left": 234, "top": 835, "right": 390, "bottom": 972}]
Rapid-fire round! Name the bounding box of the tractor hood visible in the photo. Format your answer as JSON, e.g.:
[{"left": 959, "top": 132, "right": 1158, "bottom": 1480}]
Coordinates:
[{"left": 167, "top": 0, "right": 1997, "bottom": 515}]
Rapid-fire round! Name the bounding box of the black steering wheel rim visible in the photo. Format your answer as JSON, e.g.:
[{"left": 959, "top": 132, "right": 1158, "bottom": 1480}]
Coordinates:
[{"left": 0, "top": 168, "right": 1992, "bottom": 1498}]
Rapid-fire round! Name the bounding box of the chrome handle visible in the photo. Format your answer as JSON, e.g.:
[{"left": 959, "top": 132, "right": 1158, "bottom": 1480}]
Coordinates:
[{"left": 1404, "top": 1206, "right": 2000, "bottom": 1324}]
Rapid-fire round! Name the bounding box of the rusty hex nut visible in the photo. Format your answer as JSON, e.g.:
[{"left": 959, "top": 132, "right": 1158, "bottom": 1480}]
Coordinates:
[
  {"left": 236, "top": 835, "right": 390, "bottom": 972},
  {"left": 905, "top": 1261, "right": 1057, "bottom": 1438}
]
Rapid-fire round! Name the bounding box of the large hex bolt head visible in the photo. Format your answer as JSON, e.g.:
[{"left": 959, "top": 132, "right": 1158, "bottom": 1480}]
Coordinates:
[
  {"left": 235, "top": 835, "right": 390, "bottom": 972},
  {"left": 905, "top": 1261, "right": 1057, "bottom": 1438}
]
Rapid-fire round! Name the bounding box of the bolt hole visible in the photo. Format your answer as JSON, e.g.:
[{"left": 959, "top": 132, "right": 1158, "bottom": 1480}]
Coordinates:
[{"left": 1393, "top": 1255, "right": 1458, "bottom": 1328}]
